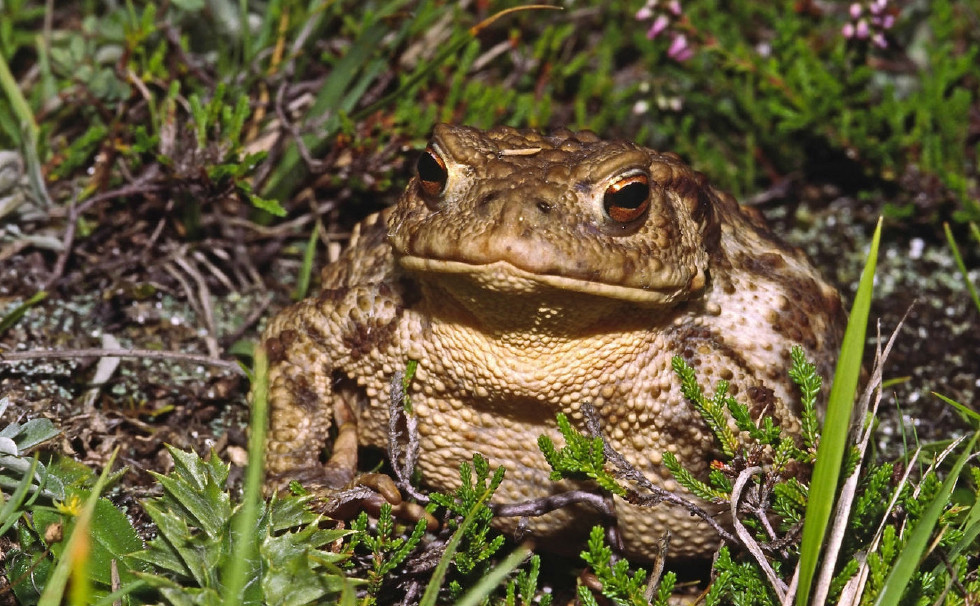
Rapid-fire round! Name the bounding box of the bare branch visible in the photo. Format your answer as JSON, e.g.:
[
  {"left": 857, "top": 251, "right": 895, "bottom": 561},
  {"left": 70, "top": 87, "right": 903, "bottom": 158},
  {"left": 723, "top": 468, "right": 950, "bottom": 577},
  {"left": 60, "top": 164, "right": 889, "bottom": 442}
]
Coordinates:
[
  {"left": 731, "top": 466, "right": 787, "bottom": 601},
  {"left": 0, "top": 347, "right": 244, "bottom": 374},
  {"left": 492, "top": 490, "right": 615, "bottom": 519}
]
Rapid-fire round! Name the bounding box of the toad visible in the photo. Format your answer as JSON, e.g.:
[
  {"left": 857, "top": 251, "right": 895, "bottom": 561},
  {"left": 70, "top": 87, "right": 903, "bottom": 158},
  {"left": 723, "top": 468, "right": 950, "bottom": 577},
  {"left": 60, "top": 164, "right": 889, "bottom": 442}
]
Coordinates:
[{"left": 260, "top": 124, "right": 844, "bottom": 559}]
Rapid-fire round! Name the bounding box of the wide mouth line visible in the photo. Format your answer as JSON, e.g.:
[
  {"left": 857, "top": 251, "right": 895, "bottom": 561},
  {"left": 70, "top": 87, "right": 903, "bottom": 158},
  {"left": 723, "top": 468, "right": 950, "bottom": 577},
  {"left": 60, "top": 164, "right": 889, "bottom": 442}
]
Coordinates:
[{"left": 397, "top": 255, "right": 679, "bottom": 305}]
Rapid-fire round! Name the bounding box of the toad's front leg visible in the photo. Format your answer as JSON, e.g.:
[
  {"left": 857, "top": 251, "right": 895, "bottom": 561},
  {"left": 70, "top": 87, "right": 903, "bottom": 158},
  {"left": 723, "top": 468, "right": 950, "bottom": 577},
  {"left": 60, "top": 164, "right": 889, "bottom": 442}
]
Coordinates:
[
  {"left": 261, "top": 309, "right": 351, "bottom": 491},
  {"left": 258, "top": 297, "right": 431, "bottom": 526}
]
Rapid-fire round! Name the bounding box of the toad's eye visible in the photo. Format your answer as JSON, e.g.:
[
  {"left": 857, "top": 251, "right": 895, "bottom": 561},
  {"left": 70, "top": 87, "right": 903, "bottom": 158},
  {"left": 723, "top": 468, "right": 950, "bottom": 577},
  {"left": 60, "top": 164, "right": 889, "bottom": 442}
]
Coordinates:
[
  {"left": 417, "top": 146, "right": 448, "bottom": 197},
  {"left": 603, "top": 174, "right": 650, "bottom": 223}
]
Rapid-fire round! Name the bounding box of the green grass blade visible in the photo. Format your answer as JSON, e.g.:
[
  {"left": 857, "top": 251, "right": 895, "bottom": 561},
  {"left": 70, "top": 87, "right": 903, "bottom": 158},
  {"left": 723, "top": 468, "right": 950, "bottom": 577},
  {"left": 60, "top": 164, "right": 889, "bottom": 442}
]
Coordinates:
[
  {"left": 291, "top": 226, "right": 319, "bottom": 301},
  {"left": 91, "top": 580, "right": 149, "bottom": 606},
  {"left": 0, "top": 454, "right": 41, "bottom": 536},
  {"left": 38, "top": 449, "right": 120, "bottom": 606},
  {"left": 943, "top": 222, "right": 980, "bottom": 316},
  {"left": 931, "top": 391, "right": 980, "bottom": 425},
  {"left": 221, "top": 345, "right": 270, "bottom": 606},
  {"left": 261, "top": 2, "right": 407, "bottom": 200},
  {"left": 0, "top": 48, "right": 38, "bottom": 146},
  {"left": 418, "top": 485, "right": 498, "bottom": 606},
  {"left": 454, "top": 545, "right": 532, "bottom": 606},
  {"left": 873, "top": 433, "right": 978, "bottom": 606},
  {"left": 0, "top": 291, "right": 47, "bottom": 337},
  {"left": 796, "top": 217, "right": 882, "bottom": 606}
]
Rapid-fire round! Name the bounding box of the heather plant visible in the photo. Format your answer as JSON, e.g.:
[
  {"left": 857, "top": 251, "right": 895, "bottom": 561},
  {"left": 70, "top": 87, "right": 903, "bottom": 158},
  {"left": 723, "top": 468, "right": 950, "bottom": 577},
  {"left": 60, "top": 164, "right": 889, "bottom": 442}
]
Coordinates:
[{"left": 630, "top": 0, "right": 977, "bottom": 219}]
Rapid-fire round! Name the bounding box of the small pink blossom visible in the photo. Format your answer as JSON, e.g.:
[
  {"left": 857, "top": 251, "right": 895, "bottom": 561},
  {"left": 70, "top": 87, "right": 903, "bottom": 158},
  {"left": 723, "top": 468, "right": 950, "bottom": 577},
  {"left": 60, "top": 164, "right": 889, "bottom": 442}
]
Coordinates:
[
  {"left": 647, "top": 15, "right": 670, "bottom": 39},
  {"left": 842, "top": 0, "right": 896, "bottom": 49},
  {"left": 667, "top": 34, "right": 694, "bottom": 61},
  {"left": 635, "top": 0, "right": 695, "bottom": 61},
  {"left": 855, "top": 19, "right": 870, "bottom": 38}
]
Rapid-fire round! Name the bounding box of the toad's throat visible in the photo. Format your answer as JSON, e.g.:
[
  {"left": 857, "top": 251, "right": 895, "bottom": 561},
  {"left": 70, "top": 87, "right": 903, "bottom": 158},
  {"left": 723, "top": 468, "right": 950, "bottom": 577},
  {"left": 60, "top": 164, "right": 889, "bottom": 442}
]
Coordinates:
[{"left": 398, "top": 255, "right": 696, "bottom": 306}]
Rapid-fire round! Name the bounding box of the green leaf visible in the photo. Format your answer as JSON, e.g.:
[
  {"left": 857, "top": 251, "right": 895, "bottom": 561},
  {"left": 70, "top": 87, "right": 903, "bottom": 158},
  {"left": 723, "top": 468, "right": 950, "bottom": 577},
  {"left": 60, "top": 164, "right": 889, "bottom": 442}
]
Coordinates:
[
  {"left": 35, "top": 498, "right": 145, "bottom": 589},
  {"left": 152, "top": 447, "right": 231, "bottom": 539},
  {"left": 38, "top": 449, "right": 121, "bottom": 606},
  {"left": 796, "top": 218, "right": 882, "bottom": 606},
  {"left": 873, "top": 434, "right": 979, "bottom": 606},
  {"left": 0, "top": 291, "right": 46, "bottom": 336},
  {"left": 10, "top": 417, "right": 61, "bottom": 450},
  {"left": 788, "top": 346, "right": 822, "bottom": 451},
  {"left": 291, "top": 226, "right": 319, "bottom": 301}
]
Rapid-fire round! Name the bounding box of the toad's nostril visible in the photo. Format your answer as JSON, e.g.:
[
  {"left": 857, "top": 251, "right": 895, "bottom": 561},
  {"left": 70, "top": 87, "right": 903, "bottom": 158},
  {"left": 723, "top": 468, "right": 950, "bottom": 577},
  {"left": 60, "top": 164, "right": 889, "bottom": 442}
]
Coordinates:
[
  {"left": 476, "top": 191, "right": 498, "bottom": 207},
  {"left": 535, "top": 200, "right": 553, "bottom": 214}
]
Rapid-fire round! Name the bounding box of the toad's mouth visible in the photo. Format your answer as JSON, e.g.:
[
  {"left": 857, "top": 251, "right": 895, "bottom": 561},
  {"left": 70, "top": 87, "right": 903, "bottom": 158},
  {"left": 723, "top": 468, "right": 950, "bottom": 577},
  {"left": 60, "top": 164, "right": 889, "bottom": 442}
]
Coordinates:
[{"left": 398, "top": 255, "right": 698, "bottom": 306}]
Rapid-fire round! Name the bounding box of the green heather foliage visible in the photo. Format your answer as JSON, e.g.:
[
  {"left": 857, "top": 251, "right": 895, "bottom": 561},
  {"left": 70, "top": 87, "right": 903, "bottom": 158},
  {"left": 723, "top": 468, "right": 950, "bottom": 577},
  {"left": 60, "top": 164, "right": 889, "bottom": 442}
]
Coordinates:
[
  {"left": 577, "top": 525, "right": 675, "bottom": 606},
  {"left": 500, "top": 554, "right": 552, "bottom": 606},
  {"left": 538, "top": 413, "right": 626, "bottom": 497},
  {"left": 427, "top": 455, "right": 508, "bottom": 598},
  {"left": 349, "top": 503, "right": 427, "bottom": 604}
]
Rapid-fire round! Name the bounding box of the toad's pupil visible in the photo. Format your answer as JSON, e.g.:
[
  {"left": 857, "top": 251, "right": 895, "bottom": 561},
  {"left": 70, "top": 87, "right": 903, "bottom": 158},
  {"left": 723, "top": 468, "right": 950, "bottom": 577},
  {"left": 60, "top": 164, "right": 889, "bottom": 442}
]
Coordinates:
[
  {"left": 418, "top": 152, "right": 447, "bottom": 186},
  {"left": 610, "top": 182, "right": 648, "bottom": 209}
]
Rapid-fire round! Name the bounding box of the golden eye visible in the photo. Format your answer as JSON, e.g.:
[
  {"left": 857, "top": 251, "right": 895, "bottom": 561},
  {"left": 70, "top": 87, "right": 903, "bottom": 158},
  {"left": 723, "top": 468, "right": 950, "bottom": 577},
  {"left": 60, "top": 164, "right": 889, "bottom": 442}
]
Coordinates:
[
  {"left": 417, "top": 146, "right": 448, "bottom": 197},
  {"left": 603, "top": 174, "right": 650, "bottom": 223}
]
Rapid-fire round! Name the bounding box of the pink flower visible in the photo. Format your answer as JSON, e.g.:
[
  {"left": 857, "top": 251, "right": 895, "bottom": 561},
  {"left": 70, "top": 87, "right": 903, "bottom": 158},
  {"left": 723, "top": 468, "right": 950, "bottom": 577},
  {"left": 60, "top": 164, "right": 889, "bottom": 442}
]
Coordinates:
[
  {"left": 855, "top": 19, "right": 870, "bottom": 38},
  {"left": 667, "top": 33, "right": 694, "bottom": 61},
  {"left": 843, "top": 0, "right": 897, "bottom": 49},
  {"left": 647, "top": 15, "right": 670, "bottom": 39},
  {"left": 636, "top": 0, "right": 694, "bottom": 61}
]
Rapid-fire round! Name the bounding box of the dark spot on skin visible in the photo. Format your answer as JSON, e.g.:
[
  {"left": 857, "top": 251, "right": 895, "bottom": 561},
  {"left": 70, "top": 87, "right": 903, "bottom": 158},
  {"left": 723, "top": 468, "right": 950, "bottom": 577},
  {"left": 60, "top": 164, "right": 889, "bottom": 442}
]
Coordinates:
[
  {"left": 743, "top": 252, "right": 788, "bottom": 275},
  {"left": 265, "top": 334, "right": 286, "bottom": 363},
  {"left": 292, "top": 375, "right": 321, "bottom": 413},
  {"left": 317, "top": 288, "right": 346, "bottom": 304},
  {"left": 342, "top": 313, "right": 399, "bottom": 361},
  {"left": 695, "top": 190, "right": 721, "bottom": 248},
  {"left": 765, "top": 274, "right": 842, "bottom": 350},
  {"left": 396, "top": 276, "right": 422, "bottom": 307}
]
